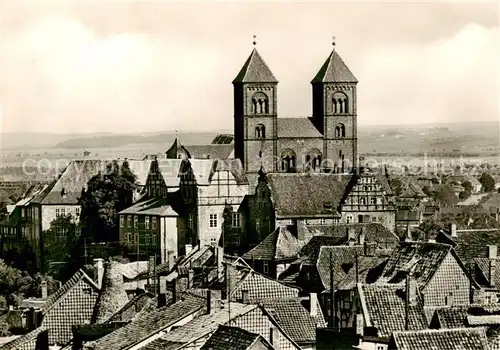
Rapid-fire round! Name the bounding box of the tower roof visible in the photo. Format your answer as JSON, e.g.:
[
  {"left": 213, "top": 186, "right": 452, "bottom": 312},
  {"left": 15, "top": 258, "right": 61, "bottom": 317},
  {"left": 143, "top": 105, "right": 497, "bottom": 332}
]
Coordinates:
[
  {"left": 312, "top": 49, "right": 358, "bottom": 83},
  {"left": 166, "top": 137, "right": 191, "bottom": 159},
  {"left": 233, "top": 48, "right": 278, "bottom": 84}
]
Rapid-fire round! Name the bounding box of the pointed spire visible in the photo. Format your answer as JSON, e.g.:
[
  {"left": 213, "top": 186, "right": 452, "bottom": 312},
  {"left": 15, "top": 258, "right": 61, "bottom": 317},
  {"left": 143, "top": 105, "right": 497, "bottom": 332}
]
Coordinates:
[
  {"left": 166, "top": 137, "right": 190, "bottom": 159},
  {"left": 233, "top": 43, "right": 278, "bottom": 84},
  {"left": 312, "top": 38, "right": 357, "bottom": 83}
]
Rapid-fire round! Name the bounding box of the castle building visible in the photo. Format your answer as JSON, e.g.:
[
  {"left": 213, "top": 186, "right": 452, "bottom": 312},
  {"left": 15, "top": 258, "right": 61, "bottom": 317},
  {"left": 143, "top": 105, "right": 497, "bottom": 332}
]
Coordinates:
[{"left": 233, "top": 41, "right": 358, "bottom": 182}]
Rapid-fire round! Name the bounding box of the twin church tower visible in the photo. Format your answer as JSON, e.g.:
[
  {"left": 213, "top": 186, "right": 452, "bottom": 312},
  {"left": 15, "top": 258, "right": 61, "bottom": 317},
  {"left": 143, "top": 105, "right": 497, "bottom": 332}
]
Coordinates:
[{"left": 232, "top": 39, "right": 359, "bottom": 180}]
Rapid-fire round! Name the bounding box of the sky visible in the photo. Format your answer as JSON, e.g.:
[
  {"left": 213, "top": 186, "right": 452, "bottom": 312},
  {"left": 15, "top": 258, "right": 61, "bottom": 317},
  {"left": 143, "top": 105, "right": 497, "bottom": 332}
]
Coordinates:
[{"left": 1, "top": 1, "right": 499, "bottom": 134}]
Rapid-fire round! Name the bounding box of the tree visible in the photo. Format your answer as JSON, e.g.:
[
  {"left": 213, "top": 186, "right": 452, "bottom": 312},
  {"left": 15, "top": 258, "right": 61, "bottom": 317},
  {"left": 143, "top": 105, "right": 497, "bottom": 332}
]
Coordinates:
[
  {"left": 433, "top": 184, "right": 458, "bottom": 206},
  {"left": 459, "top": 181, "right": 472, "bottom": 201},
  {"left": 390, "top": 178, "right": 403, "bottom": 196},
  {"left": 79, "top": 161, "right": 137, "bottom": 244},
  {"left": 480, "top": 173, "right": 495, "bottom": 192},
  {"left": 422, "top": 185, "right": 432, "bottom": 196}
]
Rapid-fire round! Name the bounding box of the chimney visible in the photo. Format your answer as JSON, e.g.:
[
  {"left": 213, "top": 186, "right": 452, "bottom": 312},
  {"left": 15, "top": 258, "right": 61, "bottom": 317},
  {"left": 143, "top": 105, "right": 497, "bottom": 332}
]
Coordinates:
[
  {"left": 157, "top": 293, "right": 167, "bottom": 308},
  {"left": 167, "top": 251, "right": 175, "bottom": 271},
  {"left": 405, "top": 274, "right": 418, "bottom": 330},
  {"left": 93, "top": 258, "right": 104, "bottom": 289},
  {"left": 347, "top": 228, "right": 355, "bottom": 246},
  {"left": 309, "top": 293, "right": 318, "bottom": 317},
  {"left": 207, "top": 290, "right": 212, "bottom": 314},
  {"left": 355, "top": 314, "right": 364, "bottom": 335},
  {"left": 8, "top": 305, "right": 13, "bottom": 311},
  {"left": 297, "top": 221, "right": 307, "bottom": 241},
  {"left": 187, "top": 269, "right": 194, "bottom": 289},
  {"left": 185, "top": 244, "right": 193, "bottom": 256},
  {"left": 242, "top": 290, "right": 249, "bottom": 304},
  {"left": 270, "top": 326, "right": 279, "bottom": 349},
  {"left": 450, "top": 223, "right": 457, "bottom": 237},
  {"left": 217, "top": 246, "right": 224, "bottom": 280},
  {"left": 41, "top": 280, "right": 48, "bottom": 299},
  {"left": 489, "top": 245, "right": 497, "bottom": 287},
  {"left": 358, "top": 229, "right": 365, "bottom": 246}
]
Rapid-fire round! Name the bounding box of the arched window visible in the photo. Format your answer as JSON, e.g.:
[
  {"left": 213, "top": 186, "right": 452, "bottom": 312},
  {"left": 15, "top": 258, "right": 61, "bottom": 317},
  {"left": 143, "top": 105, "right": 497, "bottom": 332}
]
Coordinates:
[
  {"left": 280, "top": 149, "right": 296, "bottom": 173},
  {"left": 305, "top": 149, "right": 322, "bottom": 172},
  {"left": 360, "top": 198, "right": 366, "bottom": 205},
  {"left": 332, "top": 92, "right": 349, "bottom": 114},
  {"left": 255, "top": 124, "right": 266, "bottom": 139},
  {"left": 335, "top": 123, "right": 346, "bottom": 138},
  {"left": 370, "top": 198, "right": 377, "bottom": 205},
  {"left": 338, "top": 150, "right": 345, "bottom": 173},
  {"left": 252, "top": 92, "right": 269, "bottom": 114}
]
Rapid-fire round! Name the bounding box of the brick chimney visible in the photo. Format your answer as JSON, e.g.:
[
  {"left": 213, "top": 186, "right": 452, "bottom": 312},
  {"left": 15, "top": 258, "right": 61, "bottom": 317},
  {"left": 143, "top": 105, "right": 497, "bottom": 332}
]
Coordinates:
[
  {"left": 450, "top": 223, "right": 457, "bottom": 237},
  {"left": 358, "top": 228, "right": 365, "bottom": 246},
  {"left": 217, "top": 246, "right": 224, "bottom": 280},
  {"left": 167, "top": 251, "right": 175, "bottom": 271},
  {"left": 242, "top": 290, "right": 249, "bottom": 304},
  {"left": 41, "top": 280, "right": 48, "bottom": 299},
  {"left": 93, "top": 258, "right": 104, "bottom": 289},
  {"left": 185, "top": 244, "right": 193, "bottom": 256},
  {"left": 489, "top": 245, "right": 497, "bottom": 287},
  {"left": 309, "top": 293, "right": 318, "bottom": 317}
]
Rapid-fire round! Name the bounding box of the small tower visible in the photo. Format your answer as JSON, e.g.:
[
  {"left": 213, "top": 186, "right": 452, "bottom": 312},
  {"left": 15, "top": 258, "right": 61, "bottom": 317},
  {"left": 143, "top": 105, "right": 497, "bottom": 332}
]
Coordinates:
[
  {"left": 233, "top": 36, "right": 278, "bottom": 178},
  {"left": 311, "top": 37, "right": 358, "bottom": 173},
  {"left": 166, "top": 137, "right": 190, "bottom": 159}
]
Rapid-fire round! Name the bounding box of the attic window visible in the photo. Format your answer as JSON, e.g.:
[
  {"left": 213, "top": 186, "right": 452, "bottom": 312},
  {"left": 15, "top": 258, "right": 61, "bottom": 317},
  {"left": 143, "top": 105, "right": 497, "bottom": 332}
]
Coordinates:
[
  {"left": 324, "top": 201, "right": 333, "bottom": 210},
  {"left": 61, "top": 188, "right": 67, "bottom": 198}
]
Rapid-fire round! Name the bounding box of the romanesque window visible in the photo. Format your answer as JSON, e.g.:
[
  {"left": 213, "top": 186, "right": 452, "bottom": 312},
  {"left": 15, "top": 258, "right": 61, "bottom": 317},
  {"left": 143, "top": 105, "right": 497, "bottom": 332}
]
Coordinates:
[
  {"left": 336, "top": 150, "right": 345, "bottom": 173},
  {"left": 335, "top": 123, "right": 346, "bottom": 138},
  {"left": 333, "top": 92, "right": 348, "bottom": 114},
  {"left": 305, "top": 149, "right": 322, "bottom": 171},
  {"left": 371, "top": 198, "right": 377, "bottom": 206},
  {"left": 360, "top": 198, "right": 366, "bottom": 205},
  {"left": 280, "top": 149, "right": 297, "bottom": 172},
  {"left": 252, "top": 92, "right": 269, "bottom": 114},
  {"left": 255, "top": 124, "right": 266, "bottom": 139}
]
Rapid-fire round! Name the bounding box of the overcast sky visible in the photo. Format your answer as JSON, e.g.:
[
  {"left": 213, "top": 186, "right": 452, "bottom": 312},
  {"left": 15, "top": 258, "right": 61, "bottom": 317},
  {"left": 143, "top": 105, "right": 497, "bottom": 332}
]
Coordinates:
[{"left": 1, "top": 1, "right": 498, "bottom": 134}]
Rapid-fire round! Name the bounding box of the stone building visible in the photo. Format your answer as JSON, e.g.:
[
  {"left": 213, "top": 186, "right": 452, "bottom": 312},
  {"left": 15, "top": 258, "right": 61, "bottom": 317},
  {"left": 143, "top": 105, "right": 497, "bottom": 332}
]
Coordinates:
[{"left": 233, "top": 42, "right": 358, "bottom": 183}]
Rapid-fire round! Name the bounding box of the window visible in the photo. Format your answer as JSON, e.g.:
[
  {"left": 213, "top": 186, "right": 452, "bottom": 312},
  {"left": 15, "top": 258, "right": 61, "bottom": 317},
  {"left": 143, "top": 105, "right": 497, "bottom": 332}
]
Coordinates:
[
  {"left": 188, "top": 213, "right": 194, "bottom": 229},
  {"left": 280, "top": 149, "right": 297, "bottom": 173},
  {"left": 335, "top": 123, "right": 346, "bottom": 138},
  {"left": 232, "top": 212, "right": 240, "bottom": 227},
  {"left": 145, "top": 234, "right": 151, "bottom": 245},
  {"left": 371, "top": 198, "right": 377, "bottom": 205},
  {"left": 332, "top": 92, "right": 348, "bottom": 114},
  {"left": 152, "top": 217, "right": 157, "bottom": 229},
  {"left": 152, "top": 234, "right": 157, "bottom": 244},
  {"left": 377, "top": 346, "right": 385, "bottom": 350},
  {"left": 75, "top": 208, "right": 80, "bottom": 217},
  {"left": 209, "top": 214, "right": 218, "bottom": 228},
  {"left": 306, "top": 149, "right": 322, "bottom": 171},
  {"left": 127, "top": 232, "right": 133, "bottom": 243},
  {"left": 255, "top": 124, "right": 266, "bottom": 139},
  {"left": 145, "top": 216, "right": 150, "bottom": 229},
  {"left": 61, "top": 208, "right": 66, "bottom": 217},
  {"left": 346, "top": 215, "right": 353, "bottom": 224},
  {"left": 360, "top": 198, "right": 366, "bottom": 205},
  {"left": 21, "top": 227, "right": 26, "bottom": 236},
  {"left": 333, "top": 217, "right": 340, "bottom": 224},
  {"left": 120, "top": 216, "right": 125, "bottom": 228},
  {"left": 320, "top": 218, "right": 327, "bottom": 225},
  {"left": 371, "top": 216, "right": 377, "bottom": 222},
  {"left": 134, "top": 216, "right": 138, "bottom": 229},
  {"left": 251, "top": 92, "right": 269, "bottom": 114},
  {"left": 55, "top": 209, "right": 60, "bottom": 218},
  {"left": 263, "top": 261, "right": 269, "bottom": 273},
  {"left": 127, "top": 216, "right": 132, "bottom": 228}
]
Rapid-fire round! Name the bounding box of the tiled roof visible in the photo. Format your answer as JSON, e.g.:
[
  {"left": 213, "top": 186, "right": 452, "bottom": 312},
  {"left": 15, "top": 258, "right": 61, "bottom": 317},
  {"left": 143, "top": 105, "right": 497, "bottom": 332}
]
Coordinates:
[
  {"left": 317, "top": 246, "right": 389, "bottom": 291},
  {"left": 391, "top": 328, "right": 489, "bottom": 350},
  {"left": 211, "top": 158, "right": 248, "bottom": 185},
  {"left": 184, "top": 144, "right": 234, "bottom": 160},
  {"left": 227, "top": 266, "right": 300, "bottom": 302},
  {"left": 200, "top": 325, "right": 271, "bottom": 350},
  {"left": 165, "top": 138, "right": 190, "bottom": 160},
  {"left": 118, "top": 261, "right": 149, "bottom": 280},
  {"left": 361, "top": 284, "right": 428, "bottom": 338},
  {"left": 155, "top": 302, "right": 257, "bottom": 346},
  {"left": 42, "top": 269, "right": 99, "bottom": 314},
  {"left": 277, "top": 118, "right": 323, "bottom": 138},
  {"left": 154, "top": 159, "right": 183, "bottom": 187},
  {"left": 92, "top": 260, "right": 129, "bottom": 324},
  {"left": 0, "top": 326, "right": 48, "bottom": 350},
  {"left": 243, "top": 226, "right": 303, "bottom": 261},
  {"left": 432, "top": 303, "right": 500, "bottom": 329},
  {"left": 376, "top": 242, "right": 453, "bottom": 287},
  {"left": 267, "top": 173, "right": 350, "bottom": 218},
  {"left": 87, "top": 294, "right": 205, "bottom": 350},
  {"left": 118, "top": 196, "right": 180, "bottom": 216},
  {"left": 106, "top": 292, "right": 156, "bottom": 323},
  {"left": 294, "top": 235, "right": 346, "bottom": 266},
  {"left": 139, "top": 340, "right": 185, "bottom": 350},
  {"left": 400, "top": 180, "right": 426, "bottom": 198},
  {"left": 311, "top": 49, "right": 358, "bottom": 83},
  {"left": 233, "top": 48, "right": 278, "bottom": 83},
  {"left": 258, "top": 298, "right": 324, "bottom": 344}
]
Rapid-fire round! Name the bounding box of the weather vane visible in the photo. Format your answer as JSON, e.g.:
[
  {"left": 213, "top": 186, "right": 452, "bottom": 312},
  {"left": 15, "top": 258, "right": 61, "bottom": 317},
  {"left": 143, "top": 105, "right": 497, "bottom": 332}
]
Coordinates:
[
  {"left": 253, "top": 35, "right": 257, "bottom": 46},
  {"left": 332, "top": 36, "right": 336, "bottom": 48}
]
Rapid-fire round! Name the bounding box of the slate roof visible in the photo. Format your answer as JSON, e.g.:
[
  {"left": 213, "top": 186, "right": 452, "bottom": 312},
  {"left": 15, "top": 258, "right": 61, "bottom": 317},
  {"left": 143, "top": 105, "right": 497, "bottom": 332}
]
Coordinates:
[
  {"left": 118, "top": 196, "right": 180, "bottom": 216},
  {"left": 183, "top": 144, "right": 234, "bottom": 160},
  {"left": 233, "top": 48, "right": 278, "bottom": 83},
  {"left": 390, "top": 328, "right": 489, "bottom": 350},
  {"left": 277, "top": 118, "right": 323, "bottom": 138},
  {"left": 42, "top": 269, "right": 99, "bottom": 314},
  {"left": 211, "top": 134, "right": 234, "bottom": 145},
  {"left": 0, "top": 326, "right": 48, "bottom": 350},
  {"left": 259, "top": 298, "right": 326, "bottom": 344},
  {"left": 317, "top": 246, "right": 389, "bottom": 291},
  {"left": 200, "top": 325, "right": 273, "bottom": 350},
  {"left": 360, "top": 284, "right": 428, "bottom": 338},
  {"left": 154, "top": 159, "right": 184, "bottom": 187},
  {"left": 243, "top": 226, "right": 304, "bottom": 261},
  {"left": 211, "top": 158, "right": 248, "bottom": 185},
  {"left": 267, "top": 173, "right": 350, "bottom": 218},
  {"left": 376, "top": 242, "right": 454, "bottom": 287},
  {"left": 311, "top": 49, "right": 358, "bottom": 83},
  {"left": 165, "top": 138, "right": 190, "bottom": 159},
  {"left": 87, "top": 294, "right": 205, "bottom": 350}
]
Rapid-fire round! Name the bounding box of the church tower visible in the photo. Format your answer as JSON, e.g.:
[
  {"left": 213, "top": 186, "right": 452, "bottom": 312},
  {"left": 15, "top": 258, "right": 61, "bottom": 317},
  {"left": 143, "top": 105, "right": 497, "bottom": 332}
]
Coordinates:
[
  {"left": 311, "top": 40, "right": 358, "bottom": 173},
  {"left": 233, "top": 40, "right": 278, "bottom": 179}
]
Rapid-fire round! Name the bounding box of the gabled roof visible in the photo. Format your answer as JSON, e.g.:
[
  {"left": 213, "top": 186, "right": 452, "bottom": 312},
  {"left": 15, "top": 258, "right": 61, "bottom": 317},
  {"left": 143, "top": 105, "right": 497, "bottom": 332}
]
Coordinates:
[
  {"left": 200, "top": 325, "right": 274, "bottom": 350},
  {"left": 311, "top": 49, "right": 358, "bottom": 83},
  {"left": 184, "top": 144, "right": 234, "bottom": 160},
  {"left": 165, "top": 138, "right": 190, "bottom": 159},
  {"left": 233, "top": 48, "right": 278, "bottom": 83},
  {"left": 360, "top": 284, "right": 428, "bottom": 338},
  {"left": 88, "top": 293, "right": 205, "bottom": 350},
  {"left": 432, "top": 303, "right": 500, "bottom": 329},
  {"left": 375, "top": 242, "right": 455, "bottom": 288},
  {"left": 277, "top": 118, "right": 323, "bottom": 138},
  {"left": 390, "top": 327, "right": 488, "bottom": 350},
  {"left": 42, "top": 269, "right": 99, "bottom": 314},
  {"left": 258, "top": 298, "right": 326, "bottom": 344},
  {"left": 0, "top": 326, "right": 48, "bottom": 350},
  {"left": 106, "top": 292, "right": 156, "bottom": 323},
  {"left": 243, "top": 226, "right": 303, "bottom": 261},
  {"left": 211, "top": 158, "right": 248, "bottom": 185},
  {"left": 267, "top": 173, "right": 350, "bottom": 218},
  {"left": 118, "top": 196, "right": 180, "bottom": 217}
]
